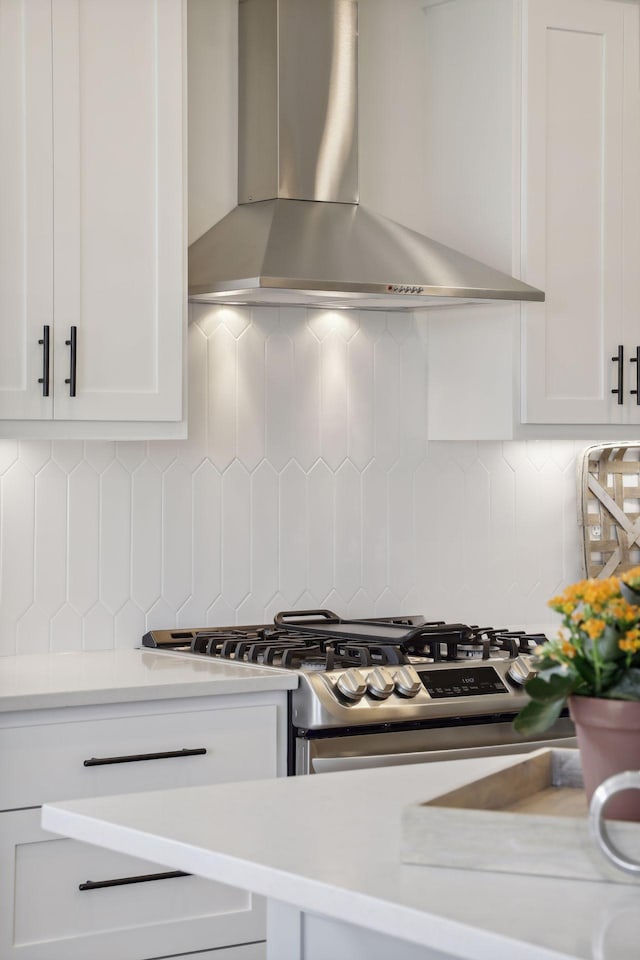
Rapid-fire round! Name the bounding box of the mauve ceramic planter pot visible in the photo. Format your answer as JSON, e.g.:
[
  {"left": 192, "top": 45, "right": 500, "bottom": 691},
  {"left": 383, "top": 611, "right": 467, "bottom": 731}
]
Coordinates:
[{"left": 569, "top": 695, "right": 640, "bottom": 822}]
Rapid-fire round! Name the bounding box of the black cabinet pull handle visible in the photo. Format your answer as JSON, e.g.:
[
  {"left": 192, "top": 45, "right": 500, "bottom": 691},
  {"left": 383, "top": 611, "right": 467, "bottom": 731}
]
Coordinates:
[
  {"left": 65, "top": 325, "right": 77, "bottom": 397},
  {"left": 611, "top": 345, "right": 624, "bottom": 404},
  {"left": 630, "top": 346, "right": 640, "bottom": 405},
  {"left": 83, "top": 747, "right": 206, "bottom": 767},
  {"left": 37, "top": 325, "right": 50, "bottom": 397},
  {"left": 79, "top": 869, "right": 189, "bottom": 891}
]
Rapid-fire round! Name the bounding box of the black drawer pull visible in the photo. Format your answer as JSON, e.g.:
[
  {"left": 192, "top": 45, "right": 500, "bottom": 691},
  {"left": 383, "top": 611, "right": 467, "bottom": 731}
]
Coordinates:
[
  {"left": 630, "top": 346, "right": 640, "bottom": 405},
  {"left": 65, "top": 325, "right": 77, "bottom": 397},
  {"left": 83, "top": 747, "right": 206, "bottom": 767},
  {"left": 38, "top": 325, "right": 50, "bottom": 396},
  {"left": 611, "top": 344, "right": 624, "bottom": 404},
  {"left": 79, "top": 869, "right": 189, "bottom": 891}
]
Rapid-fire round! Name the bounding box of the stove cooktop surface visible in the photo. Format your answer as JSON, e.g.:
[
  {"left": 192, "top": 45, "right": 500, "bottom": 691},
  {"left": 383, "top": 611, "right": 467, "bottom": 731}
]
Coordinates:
[{"left": 142, "top": 610, "right": 546, "bottom": 670}]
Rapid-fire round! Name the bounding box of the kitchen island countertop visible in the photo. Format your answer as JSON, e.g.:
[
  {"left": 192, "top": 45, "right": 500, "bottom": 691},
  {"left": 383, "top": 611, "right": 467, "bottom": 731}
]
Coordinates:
[
  {"left": 42, "top": 753, "right": 639, "bottom": 960},
  {"left": 0, "top": 648, "right": 298, "bottom": 711}
]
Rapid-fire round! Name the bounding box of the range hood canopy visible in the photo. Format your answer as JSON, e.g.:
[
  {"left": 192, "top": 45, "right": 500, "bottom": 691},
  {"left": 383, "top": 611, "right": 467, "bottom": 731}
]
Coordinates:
[{"left": 189, "top": 0, "right": 544, "bottom": 311}]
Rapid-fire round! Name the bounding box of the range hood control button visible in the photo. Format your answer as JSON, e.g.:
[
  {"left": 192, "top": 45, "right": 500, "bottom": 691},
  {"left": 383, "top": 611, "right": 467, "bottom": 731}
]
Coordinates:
[
  {"left": 366, "top": 668, "right": 395, "bottom": 700},
  {"left": 393, "top": 667, "right": 422, "bottom": 698},
  {"left": 335, "top": 669, "right": 367, "bottom": 702}
]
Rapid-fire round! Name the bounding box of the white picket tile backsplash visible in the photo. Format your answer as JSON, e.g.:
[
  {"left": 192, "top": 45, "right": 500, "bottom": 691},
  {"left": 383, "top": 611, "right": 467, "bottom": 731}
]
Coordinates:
[
  {"left": 131, "top": 460, "right": 162, "bottom": 613},
  {"left": 100, "top": 460, "right": 132, "bottom": 615},
  {"left": 162, "top": 461, "right": 193, "bottom": 610},
  {"left": 0, "top": 304, "right": 590, "bottom": 655},
  {"left": 307, "top": 459, "right": 335, "bottom": 603},
  {"left": 1, "top": 463, "right": 35, "bottom": 645},
  {"left": 279, "top": 461, "right": 307, "bottom": 603},
  {"left": 68, "top": 462, "right": 100, "bottom": 615}
]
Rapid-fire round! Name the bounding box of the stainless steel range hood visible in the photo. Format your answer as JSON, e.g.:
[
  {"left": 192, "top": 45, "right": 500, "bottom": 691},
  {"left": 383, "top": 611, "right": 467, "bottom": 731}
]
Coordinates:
[{"left": 189, "top": 0, "right": 544, "bottom": 311}]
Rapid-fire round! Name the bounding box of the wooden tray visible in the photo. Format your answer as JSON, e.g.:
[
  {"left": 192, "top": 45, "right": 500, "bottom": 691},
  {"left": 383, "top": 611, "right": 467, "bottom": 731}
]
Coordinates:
[{"left": 401, "top": 749, "right": 640, "bottom": 885}]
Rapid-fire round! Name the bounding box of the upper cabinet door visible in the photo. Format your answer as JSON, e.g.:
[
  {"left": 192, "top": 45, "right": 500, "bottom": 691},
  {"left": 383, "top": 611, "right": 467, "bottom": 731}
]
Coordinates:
[
  {"left": 521, "top": 0, "right": 625, "bottom": 424},
  {"left": 0, "top": 0, "right": 54, "bottom": 420},
  {"left": 51, "top": 0, "right": 185, "bottom": 422},
  {"left": 622, "top": 1, "right": 640, "bottom": 425}
]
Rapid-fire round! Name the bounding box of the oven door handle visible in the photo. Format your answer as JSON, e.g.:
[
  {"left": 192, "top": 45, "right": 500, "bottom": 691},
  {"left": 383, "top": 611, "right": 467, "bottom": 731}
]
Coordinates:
[{"left": 310, "top": 737, "right": 578, "bottom": 774}]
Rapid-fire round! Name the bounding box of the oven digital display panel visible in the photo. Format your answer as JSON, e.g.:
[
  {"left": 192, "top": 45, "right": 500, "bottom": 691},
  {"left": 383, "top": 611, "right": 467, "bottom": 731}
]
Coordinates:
[{"left": 418, "top": 666, "right": 508, "bottom": 698}]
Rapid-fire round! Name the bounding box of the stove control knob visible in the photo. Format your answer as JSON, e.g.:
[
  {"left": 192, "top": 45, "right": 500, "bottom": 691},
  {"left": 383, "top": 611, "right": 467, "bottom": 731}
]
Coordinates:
[
  {"left": 335, "top": 669, "right": 367, "bottom": 702},
  {"left": 506, "top": 654, "right": 535, "bottom": 687},
  {"left": 366, "top": 667, "right": 395, "bottom": 700},
  {"left": 393, "top": 667, "right": 422, "bottom": 698}
]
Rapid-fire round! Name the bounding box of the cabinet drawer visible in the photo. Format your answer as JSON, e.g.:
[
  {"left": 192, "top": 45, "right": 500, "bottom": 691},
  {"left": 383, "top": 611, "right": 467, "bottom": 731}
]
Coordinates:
[
  {"left": 0, "top": 808, "right": 265, "bottom": 960},
  {"left": 0, "top": 703, "right": 277, "bottom": 810}
]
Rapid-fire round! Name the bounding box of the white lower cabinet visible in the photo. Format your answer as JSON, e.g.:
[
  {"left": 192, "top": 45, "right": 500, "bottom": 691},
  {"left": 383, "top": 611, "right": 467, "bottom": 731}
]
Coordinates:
[
  {"left": 0, "top": 692, "right": 286, "bottom": 960},
  {"left": 0, "top": 701, "right": 279, "bottom": 810},
  {"left": 0, "top": 809, "right": 264, "bottom": 960}
]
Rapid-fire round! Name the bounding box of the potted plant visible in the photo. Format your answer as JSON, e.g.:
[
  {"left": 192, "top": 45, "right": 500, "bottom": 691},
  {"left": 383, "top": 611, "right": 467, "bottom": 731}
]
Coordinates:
[{"left": 514, "top": 569, "right": 640, "bottom": 821}]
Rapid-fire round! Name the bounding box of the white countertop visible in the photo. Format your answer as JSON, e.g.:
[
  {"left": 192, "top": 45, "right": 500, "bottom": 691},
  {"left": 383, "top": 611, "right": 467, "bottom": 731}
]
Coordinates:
[
  {"left": 42, "top": 754, "right": 639, "bottom": 960},
  {"left": 0, "top": 649, "right": 297, "bottom": 711}
]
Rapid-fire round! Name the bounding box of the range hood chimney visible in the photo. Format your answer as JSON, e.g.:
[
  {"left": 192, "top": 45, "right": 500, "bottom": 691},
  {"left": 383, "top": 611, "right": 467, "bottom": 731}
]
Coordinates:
[{"left": 189, "top": 0, "right": 544, "bottom": 311}]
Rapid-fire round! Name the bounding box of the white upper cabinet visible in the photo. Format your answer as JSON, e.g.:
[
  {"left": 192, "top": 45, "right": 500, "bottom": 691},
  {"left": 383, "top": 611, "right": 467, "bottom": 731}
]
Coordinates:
[
  {"left": 622, "top": 0, "right": 640, "bottom": 427},
  {"left": 0, "top": 0, "right": 54, "bottom": 421},
  {"left": 522, "top": 0, "right": 625, "bottom": 425},
  {"left": 0, "top": 0, "right": 186, "bottom": 438},
  {"left": 423, "top": 0, "right": 640, "bottom": 438}
]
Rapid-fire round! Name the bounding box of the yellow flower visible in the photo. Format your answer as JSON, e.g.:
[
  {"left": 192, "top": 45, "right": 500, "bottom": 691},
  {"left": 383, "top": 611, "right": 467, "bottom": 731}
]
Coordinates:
[
  {"left": 549, "top": 577, "right": 622, "bottom": 616},
  {"left": 619, "top": 627, "right": 640, "bottom": 653},
  {"left": 583, "top": 618, "right": 605, "bottom": 640},
  {"left": 606, "top": 598, "right": 636, "bottom": 623},
  {"left": 581, "top": 578, "right": 621, "bottom": 612},
  {"left": 549, "top": 595, "right": 575, "bottom": 614}
]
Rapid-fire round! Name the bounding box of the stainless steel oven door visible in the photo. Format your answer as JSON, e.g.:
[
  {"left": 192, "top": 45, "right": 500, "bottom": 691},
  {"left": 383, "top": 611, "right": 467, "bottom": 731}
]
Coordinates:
[{"left": 295, "top": 717, "right": 577, "bottom": 774}]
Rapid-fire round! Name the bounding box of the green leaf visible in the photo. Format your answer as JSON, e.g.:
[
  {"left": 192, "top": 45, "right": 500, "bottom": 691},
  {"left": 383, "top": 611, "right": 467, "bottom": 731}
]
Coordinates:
[
  {"left": 513, "top": 697, "right": 567, "bottom": 736},
  {"left": 570, "top": 656, "right": 596, "bottom": 689},
  {"left": 598, "top": 625, "right": 625, "bottom": 661},
  {"left": 600, "top": 661, "right": 621, "bottom": 687},
  {"left": 534, "top": 654, "right": 564, "bottom": 672},
  {"left": 524, "top": 672, "right": 574, "bottom": 703},
  {"left": 604, "top": 668, "right": 640, "bottom": 701}
]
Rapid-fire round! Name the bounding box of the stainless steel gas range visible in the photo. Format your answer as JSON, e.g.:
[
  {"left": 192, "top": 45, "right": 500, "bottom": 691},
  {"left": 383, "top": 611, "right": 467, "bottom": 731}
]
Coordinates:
[{"left": 142, "top": 610, "right": 576, "bottom": 775}]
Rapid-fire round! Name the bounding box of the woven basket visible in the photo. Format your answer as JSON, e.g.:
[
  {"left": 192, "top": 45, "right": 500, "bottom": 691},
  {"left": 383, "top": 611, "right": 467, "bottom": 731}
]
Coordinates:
[{"left": 577, "top": 443, "right": 640, "bottom": 579}]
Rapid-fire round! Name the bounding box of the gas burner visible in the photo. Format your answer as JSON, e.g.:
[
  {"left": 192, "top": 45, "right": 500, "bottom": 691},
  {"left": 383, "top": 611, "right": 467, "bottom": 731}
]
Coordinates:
[
  {"left": 205, "top": 633, "right": 317, "bottom": 666},
  {"left": 490, "top": 630, "right": 546, "bottom": 657},
  {"left": 399, "top": 623, "right": 478, "bottom": 662},
  {"left": 417, "top": 627, "right": 545, "bottom": 662},
  {"left": 329, "top": 642, "right": 409, "bottom": 668},
  {"left": 190, "top": 628, "right": 264, "bottom": 656},
  {"left": 448, "top": 626, "right": 510, "bottom": 660}
]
